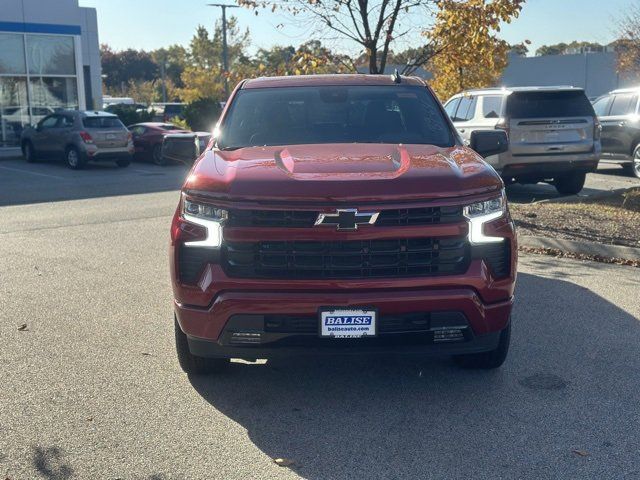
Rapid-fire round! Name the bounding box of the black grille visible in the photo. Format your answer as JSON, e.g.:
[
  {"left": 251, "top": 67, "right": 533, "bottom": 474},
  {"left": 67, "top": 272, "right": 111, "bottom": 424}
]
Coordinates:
[
  {"left": 223, "top": 237, "right": 469, "bottom": 279},
  {"left": 265, "top": 313, "right": 432, "bottom": 334},
  {"left": 472, "top": 242, "right": 511, "bottom": 279},
  {"left": 178, "top": 246, "right": 219, "bottom": 283},
  {"left": 226, "top": 206, "right": 463, "bottom": 228}
]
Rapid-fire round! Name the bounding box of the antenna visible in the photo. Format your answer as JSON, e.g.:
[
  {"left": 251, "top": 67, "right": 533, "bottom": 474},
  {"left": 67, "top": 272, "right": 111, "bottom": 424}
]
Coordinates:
[{"left": 392, "top": 69, "right": 401, "bottom": 84}]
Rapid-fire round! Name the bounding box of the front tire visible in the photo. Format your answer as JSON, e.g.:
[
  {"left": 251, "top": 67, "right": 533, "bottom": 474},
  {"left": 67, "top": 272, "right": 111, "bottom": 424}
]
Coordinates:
[
  {"left": 152, "top": 145, "right": 166, "bottom": 166},
  {"left": 175, "top": 317, "right": 229, "bottom": 375},
  {"left": 23, "top": 141, "right": 37, "bottom": 163},
  {"left": 65, "top": 146, "right": 85, "bottom": 169},
  {"left": 623, "top": 145, "right": 640, "bottom": 179},
  {"left": 453, "top": 321, "right": 511, "bottom": 370},
  {"left": 554, "top": 172, "right": 586, "bottom": 195}
]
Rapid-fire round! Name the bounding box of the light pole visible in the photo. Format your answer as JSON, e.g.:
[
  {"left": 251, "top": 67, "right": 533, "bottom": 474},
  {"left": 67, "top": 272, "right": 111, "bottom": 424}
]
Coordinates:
[{"left": 207, "top": 3, "right": 239, "bottom": 98}]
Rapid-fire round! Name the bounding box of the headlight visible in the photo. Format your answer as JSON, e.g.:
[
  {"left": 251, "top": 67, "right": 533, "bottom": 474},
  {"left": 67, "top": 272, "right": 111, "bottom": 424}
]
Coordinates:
[
  {"left": 464, "top": 190, "right": 506, "bottom": 244},
  {"left": 183, "top": 199, "right": 228, "bottom": 221},
  {"left": 182, "top": 199, "right": 227, "bottom": 248}
]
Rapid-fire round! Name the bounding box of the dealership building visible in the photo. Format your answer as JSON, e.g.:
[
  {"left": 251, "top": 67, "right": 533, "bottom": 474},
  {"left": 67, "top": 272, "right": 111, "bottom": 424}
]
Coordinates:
[{"left": 0, "top": 0, "right": 102, "bottom": 150}]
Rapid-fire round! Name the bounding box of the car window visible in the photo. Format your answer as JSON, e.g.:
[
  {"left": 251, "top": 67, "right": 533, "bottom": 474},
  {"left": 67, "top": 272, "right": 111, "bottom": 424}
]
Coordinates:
[
  {"left": 39, "top": 116, "right": 58, "bottom": 129},
  {"left": 164, "top": 105, "right": 183, "bottom": 115},
  {"left": 592, "top": 95, "right": 611, "bottom": 117},
  {"left": 506, "top": 90, "right": 595, "bottom": 118},
  {"left": 452, "top": 96, "right": 477, "bottom": 122},
  {"left": 59, "top": 116, "right": 74, "bottom": 128},
  {"left": 444, "top": 98, "right": 461, "bottom": 118},
  {"left": 482, "top": 95, "right": 504, "bottom": 118},
  {"left": 158, "top": 124, "right": 181, "bottom": 130},
  {"left": 219, "top": 85, "right": 455, "bottom": 149},
  {"left": 82, "top": 116, "right": 125, "bottom": 129},
  {"left": 609, "top": 93, "right": 638, "bottom": 116},
  {"left": 130, "top": 126, "right": 146, "bottom": 136}
]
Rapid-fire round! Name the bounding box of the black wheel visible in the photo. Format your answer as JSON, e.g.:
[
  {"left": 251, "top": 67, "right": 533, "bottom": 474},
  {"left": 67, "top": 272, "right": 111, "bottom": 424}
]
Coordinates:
[
  {"left": 453, "top": 321, "right": 511, "bottom": 370},
  {"left": 624, "top": 146, "right": 640, "bottom": 179},
  {"left": 23, "top": 141, "right": 37, "bottom": 163},
  {"left": 65, "top": 146, "right": 85, "bottom": 169},
  {"left": 152, "top": 145, "right": 166, "bottom": 166},
  {"left": 175, "top": 316, "right": 229, "bottom": 375},
  {"left": 554, "top": 172, "right": 586, "bottom": 195},
  {"left": 116, "top": 157, "right": 131, "bottom": 168}
]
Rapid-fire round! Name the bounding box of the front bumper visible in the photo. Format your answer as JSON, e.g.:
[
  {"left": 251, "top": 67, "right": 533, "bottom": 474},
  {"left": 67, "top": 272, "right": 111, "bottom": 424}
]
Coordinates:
[{"left": 175, "top": 286, "right": 513, "bottom": 358}]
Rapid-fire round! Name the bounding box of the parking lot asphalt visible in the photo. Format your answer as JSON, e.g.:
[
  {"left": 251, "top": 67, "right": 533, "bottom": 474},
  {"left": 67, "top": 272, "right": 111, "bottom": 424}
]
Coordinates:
[{"left": 0, "top": 159, "right": 639, "bottom": 479}]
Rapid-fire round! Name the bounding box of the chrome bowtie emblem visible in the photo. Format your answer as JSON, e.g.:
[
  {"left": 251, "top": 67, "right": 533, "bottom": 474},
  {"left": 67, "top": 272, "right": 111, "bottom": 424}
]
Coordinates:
[{"left": 314, "top": 209, "right": 379, "bottom": 231}]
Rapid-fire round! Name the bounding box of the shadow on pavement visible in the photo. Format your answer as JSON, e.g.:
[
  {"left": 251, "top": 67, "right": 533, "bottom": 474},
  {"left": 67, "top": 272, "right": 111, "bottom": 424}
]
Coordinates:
[
  {"left": 32, "top": 446, "right": 73, "bottom": 480},
  {"left": 0, "top": 159, "right": 190, "bottom": 207},
  {"left": 188, "top": 272, "right": 640, "bottom": 479}
]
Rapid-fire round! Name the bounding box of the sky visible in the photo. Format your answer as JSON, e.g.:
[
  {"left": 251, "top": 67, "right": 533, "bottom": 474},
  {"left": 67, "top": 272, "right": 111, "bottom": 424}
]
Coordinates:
[{"left": 79, "top": 0, "right": 632, "bottom": 56}]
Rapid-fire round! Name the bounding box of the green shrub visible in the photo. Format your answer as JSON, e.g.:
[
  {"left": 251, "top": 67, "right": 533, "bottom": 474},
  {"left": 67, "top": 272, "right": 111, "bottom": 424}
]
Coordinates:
[
  {"left": 105, "top": 104, "right": 153, "bottom": 126},
  {"left": 183, "top": 98, "right": 222, "bottom": 132}
]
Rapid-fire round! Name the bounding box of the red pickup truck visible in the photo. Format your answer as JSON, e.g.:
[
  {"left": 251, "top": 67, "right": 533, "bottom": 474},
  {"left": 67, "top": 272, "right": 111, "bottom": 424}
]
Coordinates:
[{"left": 168, "top": 74, "right": 516, "bottom": 374}]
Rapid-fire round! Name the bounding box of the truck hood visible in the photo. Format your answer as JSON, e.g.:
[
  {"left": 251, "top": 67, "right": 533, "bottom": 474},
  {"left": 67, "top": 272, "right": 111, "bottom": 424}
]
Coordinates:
[{"left": 184, "top": 144, "right": 502, "bottom": 203}]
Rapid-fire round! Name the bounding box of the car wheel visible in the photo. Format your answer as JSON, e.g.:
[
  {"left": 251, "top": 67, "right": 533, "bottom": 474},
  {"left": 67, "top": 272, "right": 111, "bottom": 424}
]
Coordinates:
[
  {"left": 116, "top": 157, "right": 131, "bottom": 168},
  {"left": 624, "top": 146, "right": 640, "bottom": 179},
  {"left": 554, "top": 172, "right": 586, "bottom": 195},
  {"left": 453, "top": 320, "right": 511, "bottom": 370},
  {"left": 152, "top": 145, "right": 166, "bottom": 166},
  {"left": 23, "top": 142, "right": 37, "bottom": 163},
  {"left": 174, "top": 316, "right": 229, "bottom": 375},
  {"left": 65, "top": 146, "right": 85, "bottom": 170}
]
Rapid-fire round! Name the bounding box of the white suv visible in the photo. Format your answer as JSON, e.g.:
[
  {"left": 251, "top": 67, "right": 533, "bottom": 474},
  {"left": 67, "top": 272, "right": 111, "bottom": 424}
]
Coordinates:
[{"left": 444, "top": 86, "right": 601, "bottom": 195}]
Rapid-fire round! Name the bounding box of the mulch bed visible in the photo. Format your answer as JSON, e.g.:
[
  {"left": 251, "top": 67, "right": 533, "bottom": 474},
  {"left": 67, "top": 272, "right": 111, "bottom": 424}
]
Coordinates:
[{"left": 511, "top": 187, "right": 640, "bottom": 249}]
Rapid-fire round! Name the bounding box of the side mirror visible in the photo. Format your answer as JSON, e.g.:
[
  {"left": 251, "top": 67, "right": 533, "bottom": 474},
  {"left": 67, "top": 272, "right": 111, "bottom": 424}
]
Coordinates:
[
  {"left": 470, "top": 130, "right": 509, "bottom": 158},
  {"left": 161, "top": 133, "right": 201, "bottom": 165}
]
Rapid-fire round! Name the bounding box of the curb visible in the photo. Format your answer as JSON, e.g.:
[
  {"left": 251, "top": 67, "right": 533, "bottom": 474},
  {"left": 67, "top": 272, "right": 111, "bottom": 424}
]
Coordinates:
[
  {"left": 519, "top": 235, "right": 640, "bottom": 262},
  {"left": 537, "top": 186, "right": 638, "bottom": 204}
]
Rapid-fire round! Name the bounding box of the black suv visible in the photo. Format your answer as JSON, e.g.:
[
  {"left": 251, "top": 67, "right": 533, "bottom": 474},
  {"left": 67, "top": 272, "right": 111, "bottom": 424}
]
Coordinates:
[{"left": 593, "top": 87, "right": 640, "bottom": 178}]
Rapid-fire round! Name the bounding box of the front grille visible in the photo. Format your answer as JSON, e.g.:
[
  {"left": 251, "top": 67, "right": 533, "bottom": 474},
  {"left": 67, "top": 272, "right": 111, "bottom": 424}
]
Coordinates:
[
  {"left": 265, "top": 313, "right": 432, "bottom": 334},
  {"left": 226, "top": 206, "right": 463, "bottom": 228},
  {"left": 223, "top": 237, "right": 469, "bottom": 279}
]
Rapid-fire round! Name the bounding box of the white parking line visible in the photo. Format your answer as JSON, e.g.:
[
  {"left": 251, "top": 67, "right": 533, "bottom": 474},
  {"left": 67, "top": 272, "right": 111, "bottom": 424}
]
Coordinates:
[{"left": 0, "top": 165, "right": 66, "bottom": 180}]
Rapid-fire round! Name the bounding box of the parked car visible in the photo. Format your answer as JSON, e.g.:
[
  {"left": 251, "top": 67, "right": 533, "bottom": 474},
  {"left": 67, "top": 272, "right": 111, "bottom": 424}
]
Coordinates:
[
  {"left": 166, "top": 74, "right": 516, "bottom": 375},
  {"left": 21, "top": 110, "right": 134, "bottom": 169},
  {"left": 149, "top": 103, "right": 185, "bottom": 122},
  {"left": 161, "top": 131, "right": 212, "bottom": 165},
  {"left": 128, "top": 122, "right": 190, "bottom": 165},
  {"left": 592, "top": 87, "right": 640, "bottom": 178},
  {"left": 444, "top": 86, "right": 601, "bottom": 195},
  {"left": 102, "top": 96, "right": 135, "bottom": 109}
]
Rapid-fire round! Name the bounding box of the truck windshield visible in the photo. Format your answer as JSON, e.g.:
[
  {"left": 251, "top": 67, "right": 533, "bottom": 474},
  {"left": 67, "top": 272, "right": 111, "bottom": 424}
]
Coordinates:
[{"left": 217, "top": 85, "right": 455, "bottom": 149}]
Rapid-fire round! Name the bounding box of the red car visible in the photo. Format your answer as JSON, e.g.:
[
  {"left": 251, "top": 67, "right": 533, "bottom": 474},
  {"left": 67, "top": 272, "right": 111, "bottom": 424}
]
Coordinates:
[
  {"left": 128, "top": 122, "right": 189, "bottom": 165},
  {"left": 169, "top": 74, "right": 516, "bottom": 374}
]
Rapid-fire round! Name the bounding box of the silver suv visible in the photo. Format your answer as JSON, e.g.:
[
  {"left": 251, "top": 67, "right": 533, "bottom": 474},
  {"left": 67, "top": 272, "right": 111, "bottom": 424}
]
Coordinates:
[
  {"left": 444, "top": 86, "right": 601, "bottom": 195},
  {"left": 21, "top": 110, "right": 134, "bottom": 169}
]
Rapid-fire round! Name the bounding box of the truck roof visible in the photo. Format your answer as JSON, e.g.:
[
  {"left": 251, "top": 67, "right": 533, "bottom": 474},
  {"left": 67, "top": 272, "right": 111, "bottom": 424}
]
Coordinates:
[{"left": 242, "top": 74, "right": 426, "bottom": 89}]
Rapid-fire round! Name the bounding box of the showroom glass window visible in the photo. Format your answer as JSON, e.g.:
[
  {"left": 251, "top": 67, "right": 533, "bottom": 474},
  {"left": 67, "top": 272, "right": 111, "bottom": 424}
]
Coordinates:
[
  {"left": 0, "top": 33, "right": 29, "bottom": 147},
  {"left": 0, "top": 32, "right": 79, "bottom": 147}
]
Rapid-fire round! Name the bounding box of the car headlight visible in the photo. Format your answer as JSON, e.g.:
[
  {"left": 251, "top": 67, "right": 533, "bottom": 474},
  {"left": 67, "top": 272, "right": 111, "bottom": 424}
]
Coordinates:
[
  {"left": 182, "top": 199, "right": 227, "bottom": 248},
  {"left": 464, "top": 190, "right": 506, "bottom": 244}
]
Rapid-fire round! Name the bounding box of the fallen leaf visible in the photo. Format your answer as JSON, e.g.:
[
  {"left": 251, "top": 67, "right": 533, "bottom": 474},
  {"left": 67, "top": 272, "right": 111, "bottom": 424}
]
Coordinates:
[
  {"left": 86, "top": 417, "right": 93, "bottom": 422},
  {"left": 274, "top": 458, "right": 295, "bottom": 467},
  {"left": 572, "top": 449, "right": 589, "bottom": 457},
  {"left": 141, "top": 352, "right": 153, "bottom": 356},
  {"left": 17, "top": 324, "right": 28, "bottom": 331}
]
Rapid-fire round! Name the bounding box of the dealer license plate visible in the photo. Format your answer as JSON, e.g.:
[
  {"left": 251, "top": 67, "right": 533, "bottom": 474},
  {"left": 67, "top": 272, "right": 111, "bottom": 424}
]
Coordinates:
[{"left": 319, "top": 308, "right": 377, "bottom": 338}]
